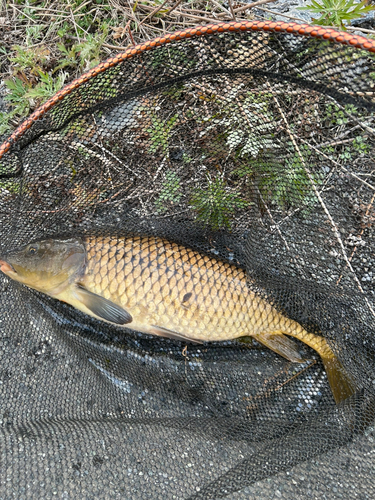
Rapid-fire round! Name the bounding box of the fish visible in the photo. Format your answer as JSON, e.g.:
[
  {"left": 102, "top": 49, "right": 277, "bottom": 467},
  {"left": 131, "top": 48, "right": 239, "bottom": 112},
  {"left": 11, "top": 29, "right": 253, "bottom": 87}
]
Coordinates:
[{"left": 0, "top": 233, "right": 355, "bottom": 404}]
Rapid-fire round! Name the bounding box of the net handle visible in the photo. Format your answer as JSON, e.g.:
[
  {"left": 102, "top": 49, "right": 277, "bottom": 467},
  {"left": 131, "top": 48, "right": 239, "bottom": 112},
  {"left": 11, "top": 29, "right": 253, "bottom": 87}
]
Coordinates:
[{"left": 0, "top": 20, "right": 374, "bottom": 160}]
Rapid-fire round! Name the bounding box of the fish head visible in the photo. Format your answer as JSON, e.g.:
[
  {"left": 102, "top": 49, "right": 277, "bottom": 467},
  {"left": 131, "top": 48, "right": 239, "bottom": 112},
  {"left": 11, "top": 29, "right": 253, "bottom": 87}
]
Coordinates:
[{"left": 0, "top": 237, "right": 85, "bottom": 295}]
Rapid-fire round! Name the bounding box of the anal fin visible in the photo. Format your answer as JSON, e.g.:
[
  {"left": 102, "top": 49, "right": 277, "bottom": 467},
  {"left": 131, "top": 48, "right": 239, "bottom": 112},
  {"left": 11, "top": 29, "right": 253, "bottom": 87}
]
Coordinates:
[
  {"left": 150, "top": 325, "right": 202, "bottom": 344},
  {"left": 254, "top": 331, "right": 306, "bottom": 363}
]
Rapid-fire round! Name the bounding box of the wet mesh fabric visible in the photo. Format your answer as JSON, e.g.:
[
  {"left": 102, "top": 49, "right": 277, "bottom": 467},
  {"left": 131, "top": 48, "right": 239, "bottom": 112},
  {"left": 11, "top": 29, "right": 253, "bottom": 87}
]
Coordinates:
[{"left": 0, "top": 23, "right": 375, "bottom": 499}]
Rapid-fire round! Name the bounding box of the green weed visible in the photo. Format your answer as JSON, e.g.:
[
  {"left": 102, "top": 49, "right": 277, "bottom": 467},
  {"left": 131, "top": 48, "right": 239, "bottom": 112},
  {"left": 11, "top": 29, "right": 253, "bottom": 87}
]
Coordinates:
[
  {"left": 352, "top": 136, "right": 370, "bottom": 155},
  {"left": 155, "top": 170, "right": 182, "bottom": 213},
  {"left": 9, "top": 44, "right": 50, "bottom": 74},
  {"left": 190, "top": 175, "right": 248, "bottom": 230},
  {"left": 299, "top": 0, "right": 375, "bottom": 29},
  {"left": 0, "top": 70, "right": 68, "bottom": 135},
  {"left": 324, "top": 103, "right": 357, "bottom": 126},
  {"left": 26, "top": 70, "right": 68, "bottom": 104},
  {"left": 147, "top": 114, "right": 179, "bottom": 157},
  {"left": 201, "top": 90, "right": 278, "bottom": 158},
  {"left": 0, "top": 21, "right": 110, "bottom": 135},
  {"left": 336, "top": 136, "right": 370, "bottom": 161},
  {"left": 234, "top": 146, "right": 321, "bottom": 211},
  {"left": 0, "top": 78, "right": 30, "bottom": 135},
  {"left": 57, "top": 25, "right": 109, "bottom": 73},
  {"left": 0, "top": 179, "right": 20, "bottom": 196},
  {"left": 76, "top": 27, "right": 110, "bottom": 71}
]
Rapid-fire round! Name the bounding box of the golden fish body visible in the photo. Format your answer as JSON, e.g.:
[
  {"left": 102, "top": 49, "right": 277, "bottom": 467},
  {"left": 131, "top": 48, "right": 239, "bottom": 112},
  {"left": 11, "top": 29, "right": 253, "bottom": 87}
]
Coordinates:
[
  {"left": 76, "top": 236, "right": 309, "bottom": 343},
  {"left": 0, "top": 234, "right": 355, "bottom": 403}
]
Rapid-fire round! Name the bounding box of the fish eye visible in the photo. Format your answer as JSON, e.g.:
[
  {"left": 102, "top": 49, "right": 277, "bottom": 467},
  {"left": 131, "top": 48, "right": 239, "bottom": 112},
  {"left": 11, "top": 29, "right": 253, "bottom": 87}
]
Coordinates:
[{"left": 27, "top": 244, "right": 39, "bottom": 255}]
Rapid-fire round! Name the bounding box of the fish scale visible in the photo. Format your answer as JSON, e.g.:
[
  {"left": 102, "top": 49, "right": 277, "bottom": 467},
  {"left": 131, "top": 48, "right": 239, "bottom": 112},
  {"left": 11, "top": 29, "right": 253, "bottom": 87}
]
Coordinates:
[{"left": 82, "top": 234, "right": 255, "bottom": 340}]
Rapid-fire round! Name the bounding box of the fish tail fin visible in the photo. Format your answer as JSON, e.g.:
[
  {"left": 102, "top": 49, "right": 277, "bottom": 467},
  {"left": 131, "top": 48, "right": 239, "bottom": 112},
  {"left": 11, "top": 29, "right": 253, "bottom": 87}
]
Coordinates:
[
  {"left": 278, "top": 324, "right": 357, "bottom": 404},
  {"left": 321, "top": 354, "right": 356, "bottom": 404}
]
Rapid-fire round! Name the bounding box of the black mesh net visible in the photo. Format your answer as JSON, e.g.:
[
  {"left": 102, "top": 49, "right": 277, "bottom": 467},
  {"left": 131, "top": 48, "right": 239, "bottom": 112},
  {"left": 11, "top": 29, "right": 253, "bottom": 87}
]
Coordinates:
[{"left": 0, "top": 23, "right": 375, "bottom": 499}]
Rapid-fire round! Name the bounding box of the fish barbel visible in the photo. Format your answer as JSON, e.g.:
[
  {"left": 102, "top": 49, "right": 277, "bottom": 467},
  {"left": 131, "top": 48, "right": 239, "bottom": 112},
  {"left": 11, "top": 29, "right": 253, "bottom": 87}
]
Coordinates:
[{"left": 0, "top": 234, "right": 355, "bottom": 403}]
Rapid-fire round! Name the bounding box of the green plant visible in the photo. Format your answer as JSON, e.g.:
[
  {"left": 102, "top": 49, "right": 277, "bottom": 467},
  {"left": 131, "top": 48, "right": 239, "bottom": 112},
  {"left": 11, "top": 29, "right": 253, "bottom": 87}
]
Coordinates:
[
  {"left": 201, "top": 90, "right": 278, "bottom": 158},
  {"left": 0, "top": 71, "right": 67, "bottom": 135},
  {"left": 54, "top": 43, "right": 80, "bottom": 73},
  {"left": 0, "top": 1, "right": 116, "bottom": 135},
  {"left": 352, "top": 136, "right": 370, "bottom": 155},
  {"left": 147, "top": 114, "right": 179, "bottom": 156},
  {"left": 25, "top": 25, "right": 45, "bottom": 45},
  {"left": 9, "top": 45, "right": 50, "bottom": 75},
  {"left": 336, "top": 136, "right": 370, "bottom": 161},
  {"left": 4, "top": 77, "right": 30, "bottom": 113},
  {"left": 267, "top": 153, "right": 320, "bottom": 210},
  {"left": 190, "top": 175, "right": 248, "bottom": 230},
  {"left": 155, "top": 170, "right": 182, "bottom": 213},
  {"left": 76, "top": 27, "right": 109, "bottom": 71},
  {"left": 298, "top": 0, "right": 375, "bottom": 29},
  {"left": 26, "top": 70, "right": 68, "bottom": 103},
  {"left": 234, "top": 146, "right": 321, "bottom": 211},
  {"left": 0, "top": 179, "right": 20, "bottom": 196},
  {"left": 57, "top": 25, "right": 109, "bottom": 73},
  {"left": 0, "top": 78, "right": 31, "bottom": 135},
  {"left": 324, "top": 103, "right": 357, "bottom": 126}
]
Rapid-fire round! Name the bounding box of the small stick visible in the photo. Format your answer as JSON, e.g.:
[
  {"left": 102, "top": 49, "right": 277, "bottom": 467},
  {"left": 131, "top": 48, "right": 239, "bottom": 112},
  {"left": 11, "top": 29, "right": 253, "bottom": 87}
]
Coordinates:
[
  {"left": 313, "top": 137, "right": 358, "bottom": 148},
  {"left": 68, "top": 141, "right": 116, "bottom": 172},
  {"left": 138, "top": 0, "right": 170, "bottom": 26},
  {"left": 169, "top": 10, "right": 224, "bottom": 23},
  {"left": 327, "top": 97, "right": 375, "bottom": 136},
  {"left": 347, "top": 26, "right": 375, "bottom": 35},
  {"left": 163, "top": 0, "right": 184, "bottom": 17},
  {"left": 218, "top": 0, "right": 278, "bottom": 16},
  {"left": 257, "top": 188, "right": 291, "bottom": 252},
  {"left": 246, "top": 360, "right": 317, "bottom": 410},
  {"left": 127, "top": 19, "right": 136, "bottom": 45},
  {"left": 274, "top": 360, "right": 317, "bottom": 392},
  {"left": 12, "top": 4, "right": 37, "bottom": 23},
  {"left": 73, "top": 0, "right": 92, "bottom": 13},
  {"left": 18, "top": 5, "right": 68, "bottom": 13},
  {"left": 70, "top": 8, "right": 81, "bottom": 43},
  {"left": 156, "top": 207, "right": 191, "bottom": 218},
  {"left": 209, "top": 0, "right": 232, "bottom": 18},
  {"left": 102, "top": 41, "right": 133, "bottom": 51},
  {"left": 227, "top": 0, "right": 236, "bottom": 20},
  {"left": 92, "top": 114, "right": 115, "bottom": 188},
  {"left": 318, "top": 124, "right": 366, "bottom": 147}
]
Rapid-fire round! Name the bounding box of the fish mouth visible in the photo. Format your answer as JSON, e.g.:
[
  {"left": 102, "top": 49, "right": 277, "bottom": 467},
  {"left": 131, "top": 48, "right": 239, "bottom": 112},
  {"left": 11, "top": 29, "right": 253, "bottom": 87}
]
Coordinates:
[{"left": 0, "top": 259, "right": 16, "bottom": 274}]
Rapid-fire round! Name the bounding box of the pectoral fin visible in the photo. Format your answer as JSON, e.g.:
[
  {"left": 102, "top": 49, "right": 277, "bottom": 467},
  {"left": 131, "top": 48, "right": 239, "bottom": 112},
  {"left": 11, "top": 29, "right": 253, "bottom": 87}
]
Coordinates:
[
  {"left": 74, "top": 285, "right": 132, "bottom": 325},
  {"left": 254, "top": 331, "right": 306, "bottom": 363},
  {"left": 150, "top": 325, "right": 202, "bottom": 344}
]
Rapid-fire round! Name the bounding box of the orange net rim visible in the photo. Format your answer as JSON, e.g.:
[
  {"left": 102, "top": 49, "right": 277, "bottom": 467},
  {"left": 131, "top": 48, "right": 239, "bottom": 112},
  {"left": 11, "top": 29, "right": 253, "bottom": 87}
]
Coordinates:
[{"left": 1, "top": 19, "right": 374, "bottom": 161}]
